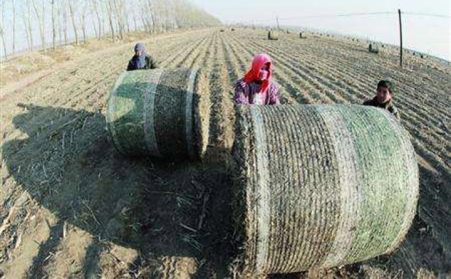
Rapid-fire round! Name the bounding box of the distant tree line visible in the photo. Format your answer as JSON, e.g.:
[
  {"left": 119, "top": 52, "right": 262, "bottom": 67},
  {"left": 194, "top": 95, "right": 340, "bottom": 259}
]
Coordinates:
[{"left": 0, "top": 0, "right": 222, "bottom": 59}]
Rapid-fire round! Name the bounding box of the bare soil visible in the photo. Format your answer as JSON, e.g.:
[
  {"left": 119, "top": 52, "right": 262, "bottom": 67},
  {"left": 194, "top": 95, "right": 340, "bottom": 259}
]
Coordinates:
[{"left": 1, "top": 28, "right": 450, "bottom": 278}]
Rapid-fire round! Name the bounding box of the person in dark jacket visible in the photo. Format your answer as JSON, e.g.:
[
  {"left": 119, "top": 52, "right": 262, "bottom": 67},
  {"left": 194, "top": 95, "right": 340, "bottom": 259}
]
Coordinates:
[
  {"left": 127, "top": 43, "right": 158, "bottom": 71},
  {"left": 363, "top": 80, "right": 400, "bottom": 119}
]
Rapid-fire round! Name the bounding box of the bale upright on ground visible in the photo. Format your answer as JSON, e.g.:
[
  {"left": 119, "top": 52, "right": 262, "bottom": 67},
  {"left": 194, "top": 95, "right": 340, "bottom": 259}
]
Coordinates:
[
  {"left": 106, "top": 68, "right": 210, "bottom": 160},
  {"left": 369, "top": 43, "right": 379, "bottom": 54},
  {"left": 299, "top": 32, "right": 306, "bottom": 39},
  {"left": 268, "top": 30, "right": 279, "bottom": 40},
  {"left": 232, "top": 104, "right": 419, "bottom": 277}
]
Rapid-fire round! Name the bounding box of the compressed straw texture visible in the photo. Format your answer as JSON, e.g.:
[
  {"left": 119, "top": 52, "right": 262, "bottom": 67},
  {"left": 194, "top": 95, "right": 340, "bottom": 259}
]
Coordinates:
[
  {"left": 106, "top": 68, "right": 210, "bottom": 160},
  {"left": 232, "top": 104, "right": 419, "bottom": 277}
]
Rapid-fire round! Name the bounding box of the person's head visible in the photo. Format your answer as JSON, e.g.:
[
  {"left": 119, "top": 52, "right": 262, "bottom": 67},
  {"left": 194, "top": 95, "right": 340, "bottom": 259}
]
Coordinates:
[
  {"left": 376, "top": 80, "right": 395, "bottom": 104},
  {"left": 134, "top": 43, "right": 146, "bottom": 56},
  {"left": 250, "top": 53, "right": 273, "bottom": 82}
]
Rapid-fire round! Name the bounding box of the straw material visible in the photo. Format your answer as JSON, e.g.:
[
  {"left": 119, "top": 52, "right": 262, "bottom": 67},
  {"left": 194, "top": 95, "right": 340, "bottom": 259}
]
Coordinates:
[
  {"left": 106, "top": 68, "right": 209, "bottom": 160},
  {"left": 232, "top": 104, "right": 419, "bottom": 277}
]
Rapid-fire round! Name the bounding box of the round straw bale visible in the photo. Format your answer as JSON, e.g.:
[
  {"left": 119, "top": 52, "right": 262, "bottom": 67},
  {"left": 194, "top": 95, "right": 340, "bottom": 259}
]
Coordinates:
[
  {"left": 232, "top": 104, "right": 419, "bottom": 277},
  {"left": 369, "top": 43, "right": 379, "bottom": 54},
  {"left": 106, "top": 68, "right": 210, "bottom": 160},
  {"left": 299, "top": 32, "right": 306, "bottom": 39},
  {"left": 268, "top": 30, "right": 279, "bottom": 40}
]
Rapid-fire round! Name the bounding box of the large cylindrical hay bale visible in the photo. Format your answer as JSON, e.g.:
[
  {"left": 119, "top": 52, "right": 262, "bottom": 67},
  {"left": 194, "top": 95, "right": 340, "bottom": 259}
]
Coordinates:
[
  {"left": 232, "top": 104, "right": 419, "bottom": 277},
  {"left": 369, "top": 43, "right": 379, "bottom": 53},
  {"left": 106, "top": 68, "right": 210, "bottom": 160},
  {"left": 268, "top": 30, "right": 279, "bottom": 40}
]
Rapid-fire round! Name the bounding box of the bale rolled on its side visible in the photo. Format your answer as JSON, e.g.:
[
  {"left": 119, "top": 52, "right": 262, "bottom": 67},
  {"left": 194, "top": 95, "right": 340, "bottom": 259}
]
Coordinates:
[
  {"left": 106, "top": 68, "right": 210, "bottom": 160},
  {"left": 369, "top": 43, "right": 379, "bottom": 54},
  {"left": 232, "top": 104, "right": 419, "bottom": 277},
  {"left": 299, "top": 32, "right": 306, "bottom": 39},
  {"left": 268, "top": 30, "right": 279, "bottom": 40}
]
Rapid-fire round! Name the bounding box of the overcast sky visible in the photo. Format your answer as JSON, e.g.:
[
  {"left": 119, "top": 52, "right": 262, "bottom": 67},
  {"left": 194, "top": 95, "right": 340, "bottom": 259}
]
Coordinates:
[{"left": 190, "top": 0, "right": 450, "bottom": 61}]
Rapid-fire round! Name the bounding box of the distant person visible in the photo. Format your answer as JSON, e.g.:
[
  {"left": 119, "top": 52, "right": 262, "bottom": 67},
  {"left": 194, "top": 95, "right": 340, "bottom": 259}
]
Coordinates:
[
  {"left": 363, "top": 80, "right": 400, "bottom": 119},
  {"left": 126, "top": 43, "right": 158, "bottom": 71},
  {"left": 234, "top": 53, "right": 280, "bottom": 105}
]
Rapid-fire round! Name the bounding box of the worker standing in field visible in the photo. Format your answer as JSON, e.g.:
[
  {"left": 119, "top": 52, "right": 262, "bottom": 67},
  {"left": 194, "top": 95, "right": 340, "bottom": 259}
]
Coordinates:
[
  {"left": 363, "top": 80, "right": 400, "bottom": 119},
  {"left": 234, "top": 53, "right": 280, "bottom": 105},
  {"left": 127, "top": 43, "right": 158, "bottom": 71}
]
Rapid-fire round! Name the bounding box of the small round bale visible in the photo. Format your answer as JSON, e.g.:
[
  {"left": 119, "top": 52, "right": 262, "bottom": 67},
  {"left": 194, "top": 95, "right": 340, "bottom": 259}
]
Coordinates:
[
  {"left": 268, "top": 30, "right": 279, "bottom": 40},
  {"left": 369, "top": 43, "right": 379, "bottom": 54},
  {"left": 106, "top": 68, "right": 210, "bottom": 160},
  {"left": 232, "top": 104, "right": 419, "bottom": 277}
]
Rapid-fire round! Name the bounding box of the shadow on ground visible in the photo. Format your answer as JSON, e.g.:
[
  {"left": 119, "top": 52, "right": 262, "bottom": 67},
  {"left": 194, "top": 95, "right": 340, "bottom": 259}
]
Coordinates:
[{"left": 2, "top": 104, "right": 236, "bottom": 278}]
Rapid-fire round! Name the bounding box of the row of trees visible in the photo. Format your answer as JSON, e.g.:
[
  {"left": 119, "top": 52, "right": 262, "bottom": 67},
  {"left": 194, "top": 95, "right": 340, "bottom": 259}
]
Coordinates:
[{"left": 0, "top": 0, "right": 222, "bottom": 59}]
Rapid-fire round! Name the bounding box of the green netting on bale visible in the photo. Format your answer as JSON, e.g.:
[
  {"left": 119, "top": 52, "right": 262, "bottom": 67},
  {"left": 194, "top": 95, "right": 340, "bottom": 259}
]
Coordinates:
[
  {"left": 106, "top": 68, "right": 209, "bottom": 160},
  {"left": 232, "top": 104, "right": 419, "bottom": 277}
]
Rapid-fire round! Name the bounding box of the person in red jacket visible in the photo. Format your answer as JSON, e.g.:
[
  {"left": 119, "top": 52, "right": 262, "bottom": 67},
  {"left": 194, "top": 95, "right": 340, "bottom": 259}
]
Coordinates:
[{"left": 234, "top": 53, "right": 280, "bottom": 105}]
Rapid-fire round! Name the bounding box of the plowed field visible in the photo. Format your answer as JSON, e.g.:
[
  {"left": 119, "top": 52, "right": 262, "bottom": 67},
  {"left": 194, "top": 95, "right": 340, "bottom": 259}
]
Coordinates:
[{"left": 1, "top": 28, "right": 450, "bottom": 278}]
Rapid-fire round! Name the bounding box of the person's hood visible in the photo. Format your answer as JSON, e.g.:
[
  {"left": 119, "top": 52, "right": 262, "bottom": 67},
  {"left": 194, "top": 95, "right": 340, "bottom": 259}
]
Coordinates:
[
  {"left": 134, "top": 43, "right": 146, "bottom": 52},
  {"left": 244, "top": 53, "right": 273, "bottom": 93}
]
